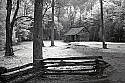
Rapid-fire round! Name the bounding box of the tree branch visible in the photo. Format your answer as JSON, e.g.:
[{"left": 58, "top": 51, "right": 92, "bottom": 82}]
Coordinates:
[
  {"left": 43, "top": 6, "right": 51, "bottom": 18},
  {"left": 10, "top": 0, "right": 20, "bottom": 34},
  {"left": 15, "top": 16, "right": 34, "bottom": 21}
]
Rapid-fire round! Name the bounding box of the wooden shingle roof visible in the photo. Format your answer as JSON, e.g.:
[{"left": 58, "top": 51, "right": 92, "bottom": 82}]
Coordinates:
[{"left": 64, "top": 27, "right": 84, "bottom": 35}]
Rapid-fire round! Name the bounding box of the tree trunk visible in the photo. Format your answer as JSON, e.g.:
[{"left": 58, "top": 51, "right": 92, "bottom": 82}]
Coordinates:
[
  {"left": 100, "top": 0, "right": 107, "bottom": 49},
  {"left": 69, "top": 6, "right": 71, "bottom": 28},
  {"left": 79, "top": 9, "right": 81, "bottom": 27},
  {"left": 10, "top": 0, "right": 20, "bottom": 55},
  {"left": 51, "top": 0, "right": 55, "bottom": 46},
  {"left": 5, "top": 0, "right": 14, "bottom": 56},
  {"left": 41, "top": 21, "right": 44, "bottom": 47},
  {"left": 33, "top": 0, "right": 44, "bottom": 68},
  {"left": 24, "top": 2, "right": 26, "bottom": 16}
]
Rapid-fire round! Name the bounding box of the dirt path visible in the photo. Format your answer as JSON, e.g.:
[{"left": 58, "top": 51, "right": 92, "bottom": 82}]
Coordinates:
[
  {"left": 72, "top": 43, "right": 125, "bottom": 83},
  {"left": 27, "top": 42, "right": 125, "bottom": 83}
]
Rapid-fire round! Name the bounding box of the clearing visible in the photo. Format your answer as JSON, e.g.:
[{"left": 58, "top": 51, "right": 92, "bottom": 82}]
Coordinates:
[{"left": 0, "top": 41, "right": 125, "bottom": 83}]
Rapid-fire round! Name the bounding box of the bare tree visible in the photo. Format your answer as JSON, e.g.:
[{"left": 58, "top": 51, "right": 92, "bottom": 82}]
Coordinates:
[
  {"left": 100, "top": 0, "right": 107, "bottom": 49},
  {"left": 5, "top": 0, "right": 20, "bottom": 56},
  {"left": 5, "top": 0, "right": 13, "bottom": 56},
  {"left": 33, "top": 0, "right": 44, "bottom": 67},
  {"left": 51, "top": 0, "right": 55, "bottom": 46}
]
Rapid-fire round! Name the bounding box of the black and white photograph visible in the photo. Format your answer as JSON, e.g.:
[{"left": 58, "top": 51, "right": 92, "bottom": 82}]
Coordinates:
[{"left": 0, "top": 0, "right": 125, "bottom": 83}]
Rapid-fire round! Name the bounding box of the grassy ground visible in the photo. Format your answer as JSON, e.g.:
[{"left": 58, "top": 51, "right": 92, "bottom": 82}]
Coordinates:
[{"left": 0, "top": 41, "right": 125, "bottom": 83}]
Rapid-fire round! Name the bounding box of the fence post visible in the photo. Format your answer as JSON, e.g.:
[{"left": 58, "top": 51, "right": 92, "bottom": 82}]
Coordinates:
[{"left": 95, "top": 59, "right": 104, "bottom": 77}]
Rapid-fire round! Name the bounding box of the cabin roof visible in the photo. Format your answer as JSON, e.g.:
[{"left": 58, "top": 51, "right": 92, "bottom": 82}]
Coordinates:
[{"left": 64, "top": 27, "right": 84, "bottom": 36}]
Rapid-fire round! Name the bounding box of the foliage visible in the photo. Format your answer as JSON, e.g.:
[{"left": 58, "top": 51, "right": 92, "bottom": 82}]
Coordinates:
[
  {"left": 1, "top": 0, "right": 125, "bottom": 46},
  {"left": 14, "top": 16, "right": 33, "bottom": 41},
  {"left": 58, "top": 0, "right": 125, "bottom": 42},
  {"left": 0, "top": 1, "right": 6, "bottom": 50}
]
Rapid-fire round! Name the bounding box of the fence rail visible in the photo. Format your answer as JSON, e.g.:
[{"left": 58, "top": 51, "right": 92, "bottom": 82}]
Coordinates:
[
  {"left": 0, "top": 63, "right": 33, "bottom": 82},
  {"left": 0, "top": 56, "right": 110, "bottom": 83},
  {"left": 43, "top": 56, "right": 110, "bottom": 76}
]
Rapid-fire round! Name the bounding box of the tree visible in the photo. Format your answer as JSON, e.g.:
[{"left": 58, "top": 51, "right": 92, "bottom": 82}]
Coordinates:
[
  {"left": 33, "top": 0, "right": 44, "bottom": 67},
  {"left": 5, "top": 0, "right": 20, "bottom": 56},
  {"left": 51, "top": 0, "right": 55, "bottom": 46},
  {"left": 5, "top": 0, "right": 13, "bottom": 56},
  {"left": 18, "top": 0, "right": 34, "bottom": 16},
  {"left": 10, "top": 0, "right": 20, "bottom": 50},
  {"left": 100, "top": 0, "right": 107, "bottom": 49}
]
